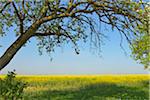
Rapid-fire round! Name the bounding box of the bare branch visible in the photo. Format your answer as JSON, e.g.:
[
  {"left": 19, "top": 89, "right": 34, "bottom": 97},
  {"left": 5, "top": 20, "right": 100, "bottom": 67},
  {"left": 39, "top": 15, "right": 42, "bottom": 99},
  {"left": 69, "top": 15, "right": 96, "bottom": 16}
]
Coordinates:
[
  {"left": 21, "top": 0, "right": 25, "bottom": 20},
  {"left": 12, "top": 2, "right": 21, "bottom": 20},
  {"left": 12, "top": 2, "right": 24, "bottom": 34},
  {"left": 33, "top": 32, "right": 55, "bottom": 37},
  {"left": 0, "top": 1, "right": 11, "bottom": 13}
]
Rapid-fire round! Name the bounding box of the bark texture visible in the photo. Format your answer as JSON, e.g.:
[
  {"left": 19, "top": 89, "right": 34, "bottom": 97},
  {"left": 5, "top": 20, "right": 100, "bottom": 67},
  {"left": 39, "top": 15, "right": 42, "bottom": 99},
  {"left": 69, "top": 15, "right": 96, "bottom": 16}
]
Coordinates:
[
  {"left": 0, "top": 22, "right": 40, "bottom": 70},
  {"left": 0, "top": 34, "right": 31, "bottom": 70}
]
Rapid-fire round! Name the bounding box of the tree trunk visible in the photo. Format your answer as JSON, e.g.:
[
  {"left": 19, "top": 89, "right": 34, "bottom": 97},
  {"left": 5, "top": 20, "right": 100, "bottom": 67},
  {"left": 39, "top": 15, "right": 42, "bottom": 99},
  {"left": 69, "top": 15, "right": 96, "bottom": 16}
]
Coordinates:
[
  {"left": 0, "top": 16, "right": 53, "bottom": 71},
  {"left": 0, "top": 18, "right": 43, "bottom": 71},
  {"left": 0, "top": 34, "right": 32, "bottom": 71}
]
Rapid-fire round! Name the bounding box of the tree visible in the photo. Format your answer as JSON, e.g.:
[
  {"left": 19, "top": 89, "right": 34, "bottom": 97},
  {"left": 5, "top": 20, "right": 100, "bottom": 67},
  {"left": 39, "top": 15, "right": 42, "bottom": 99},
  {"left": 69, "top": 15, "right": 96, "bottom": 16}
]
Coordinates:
[
  {"left": 131, "top": 33, "right": 150, "bottom": 69},
  {"left": 0, "top": 0, "right": 149, "bottom": 71},
  {"left": 130, "top": 3, "right": 150, "bottom": 69}
]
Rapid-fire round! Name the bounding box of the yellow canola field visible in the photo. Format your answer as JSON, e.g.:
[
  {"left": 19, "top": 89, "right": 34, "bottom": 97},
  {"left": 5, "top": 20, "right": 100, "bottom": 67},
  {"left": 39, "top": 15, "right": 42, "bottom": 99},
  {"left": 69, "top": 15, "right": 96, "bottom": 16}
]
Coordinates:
[{"left": 0, "top": 74, "right": 149, "bottom": 83}]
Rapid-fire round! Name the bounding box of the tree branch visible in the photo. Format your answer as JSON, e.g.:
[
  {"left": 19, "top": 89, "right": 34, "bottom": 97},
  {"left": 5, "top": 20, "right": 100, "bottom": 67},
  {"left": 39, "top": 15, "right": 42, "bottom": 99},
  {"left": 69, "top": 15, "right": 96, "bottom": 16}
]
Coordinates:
[
  {"left": 0, "top": 1, "right": 11, "bottom": 13},
  {"left": 33, "top": 32, "right": 55, "bottom": 36},
  {"left": 33, "top": 31, "right": 76, "bottom": 46},
  {"left": 12, "top": 2, "right": 24, "bottom": 34}
]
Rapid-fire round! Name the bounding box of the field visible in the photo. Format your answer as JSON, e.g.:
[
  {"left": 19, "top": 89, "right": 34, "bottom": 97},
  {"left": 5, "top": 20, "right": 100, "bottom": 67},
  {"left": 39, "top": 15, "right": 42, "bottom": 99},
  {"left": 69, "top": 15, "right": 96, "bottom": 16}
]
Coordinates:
[{"left": 0, "top": 74, "right": 150, "bottom": 100}]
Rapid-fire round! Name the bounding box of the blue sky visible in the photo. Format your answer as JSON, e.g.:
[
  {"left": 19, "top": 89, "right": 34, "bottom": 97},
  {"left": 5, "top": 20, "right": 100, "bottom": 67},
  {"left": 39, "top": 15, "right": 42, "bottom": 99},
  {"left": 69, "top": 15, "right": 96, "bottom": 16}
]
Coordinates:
[{"left": 0, "top": 25, "right": 148, "bottom": 75}]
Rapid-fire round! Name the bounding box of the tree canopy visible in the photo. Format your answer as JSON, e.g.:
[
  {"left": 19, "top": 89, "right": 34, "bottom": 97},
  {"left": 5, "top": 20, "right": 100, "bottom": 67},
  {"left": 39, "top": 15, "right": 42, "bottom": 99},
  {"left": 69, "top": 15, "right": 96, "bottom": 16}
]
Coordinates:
[{"left": 0, "top": 0, "right": 149, "bottom": 70}]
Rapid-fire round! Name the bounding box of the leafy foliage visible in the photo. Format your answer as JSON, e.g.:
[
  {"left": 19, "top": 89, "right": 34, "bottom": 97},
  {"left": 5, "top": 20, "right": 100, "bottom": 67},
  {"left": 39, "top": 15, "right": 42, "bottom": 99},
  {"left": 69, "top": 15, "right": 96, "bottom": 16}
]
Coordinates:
[
  {"left": 0, "top": 70, "right": 27, "bottom": 99},
  {"left": 131, "top": 34, "right": 150, "bottom": 69},
  {"left": 130, "top": 2, "right": 150, "bottom": 69}
]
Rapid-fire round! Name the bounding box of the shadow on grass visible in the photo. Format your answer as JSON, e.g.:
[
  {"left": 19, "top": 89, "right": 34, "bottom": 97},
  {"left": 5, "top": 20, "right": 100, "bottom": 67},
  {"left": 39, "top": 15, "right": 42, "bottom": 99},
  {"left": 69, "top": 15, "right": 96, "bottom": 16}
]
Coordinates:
[{"left": 24, "top": 82, "right": 149, "bottom": 100}]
